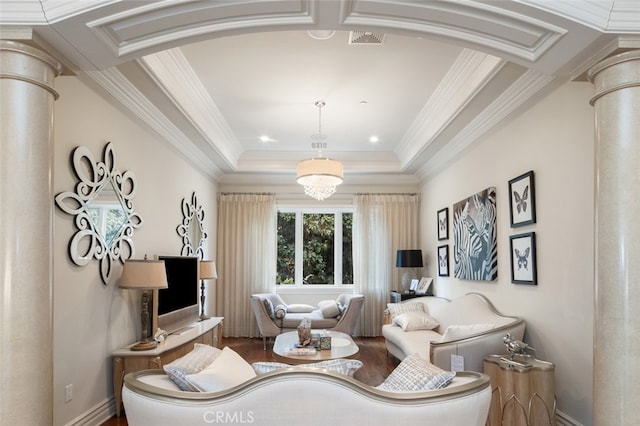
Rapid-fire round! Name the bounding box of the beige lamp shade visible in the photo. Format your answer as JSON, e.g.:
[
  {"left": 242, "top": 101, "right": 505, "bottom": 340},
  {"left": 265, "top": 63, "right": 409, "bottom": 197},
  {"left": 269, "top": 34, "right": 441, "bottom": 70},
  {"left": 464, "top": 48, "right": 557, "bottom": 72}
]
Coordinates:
[
  {"left": 119, "top": 259, "right": 168, "bottom": 290},
  {"left": 296, "top": 158, "right": 344, "bottom": 187},
  {"left": 199, "top": 260, "right": 218, "bottom": 280}
]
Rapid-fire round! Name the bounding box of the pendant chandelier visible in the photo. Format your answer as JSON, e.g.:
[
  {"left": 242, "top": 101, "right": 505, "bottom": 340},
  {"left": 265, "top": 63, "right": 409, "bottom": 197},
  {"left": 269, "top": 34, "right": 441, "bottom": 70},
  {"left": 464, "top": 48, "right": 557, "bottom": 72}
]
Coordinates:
[{"left": 296, "top": 101, "right": 344, "bottom": 200}]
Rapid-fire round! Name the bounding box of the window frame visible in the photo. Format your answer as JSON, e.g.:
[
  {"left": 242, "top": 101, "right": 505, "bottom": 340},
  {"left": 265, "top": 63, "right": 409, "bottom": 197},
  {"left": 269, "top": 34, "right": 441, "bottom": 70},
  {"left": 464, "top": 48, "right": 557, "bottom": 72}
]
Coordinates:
[{"left": 277, "top": 205, "right": 353, "bottom": 288}]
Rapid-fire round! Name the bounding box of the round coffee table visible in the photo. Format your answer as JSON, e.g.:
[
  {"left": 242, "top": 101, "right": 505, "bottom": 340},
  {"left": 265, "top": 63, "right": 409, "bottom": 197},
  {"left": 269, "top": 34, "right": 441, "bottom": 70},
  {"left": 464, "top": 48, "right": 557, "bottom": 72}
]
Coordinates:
[{"left": 272, "top": 330, "right": 359, "bottom": 365}]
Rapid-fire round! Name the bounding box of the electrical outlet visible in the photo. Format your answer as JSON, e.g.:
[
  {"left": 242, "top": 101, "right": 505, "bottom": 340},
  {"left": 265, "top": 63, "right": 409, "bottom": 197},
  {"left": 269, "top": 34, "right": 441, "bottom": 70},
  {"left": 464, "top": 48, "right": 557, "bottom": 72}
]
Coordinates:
[{"left": 65, "top": 384, "right": 73, "bottom": 403}]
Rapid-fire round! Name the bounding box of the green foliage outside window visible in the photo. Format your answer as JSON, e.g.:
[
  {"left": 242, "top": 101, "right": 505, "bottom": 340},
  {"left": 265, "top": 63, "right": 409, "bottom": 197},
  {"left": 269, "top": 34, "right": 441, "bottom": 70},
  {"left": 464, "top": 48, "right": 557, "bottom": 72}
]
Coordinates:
[{"left": 276, "top": 211, "right": 353, "bottom": 285}]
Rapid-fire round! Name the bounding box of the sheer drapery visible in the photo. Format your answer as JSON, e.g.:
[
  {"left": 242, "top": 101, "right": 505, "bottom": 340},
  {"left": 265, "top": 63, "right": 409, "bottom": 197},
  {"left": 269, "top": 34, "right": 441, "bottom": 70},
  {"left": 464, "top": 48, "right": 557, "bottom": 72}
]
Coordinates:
[
  {"left": 216, "top": 193, "right": 277, "bottom": 337},
  {"left": 353, "top": 194, "right": 420, "bottom": 336}
]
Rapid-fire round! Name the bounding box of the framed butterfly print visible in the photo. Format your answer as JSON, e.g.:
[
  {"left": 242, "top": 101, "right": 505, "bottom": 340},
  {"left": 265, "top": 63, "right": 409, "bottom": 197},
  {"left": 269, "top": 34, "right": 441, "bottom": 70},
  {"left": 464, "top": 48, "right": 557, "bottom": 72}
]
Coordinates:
[
  {"left": 509, "top": 232, "right": 537, "bottom": 285},
  {"left": 437, "top": 207, "right": 449, "bottom": 240},
  {"left": 508, "top": 170, "right": 536, "bottom": 227},
  {"left": 437, "top": 244, "right": 449, "bottom": 277}
]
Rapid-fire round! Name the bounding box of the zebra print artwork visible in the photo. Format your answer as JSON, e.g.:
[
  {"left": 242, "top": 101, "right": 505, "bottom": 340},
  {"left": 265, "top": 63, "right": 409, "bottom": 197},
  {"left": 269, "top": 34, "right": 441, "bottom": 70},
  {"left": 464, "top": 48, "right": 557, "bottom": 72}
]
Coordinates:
[{"left": 452, "top": 187, "right": 497, "bottom": 281}]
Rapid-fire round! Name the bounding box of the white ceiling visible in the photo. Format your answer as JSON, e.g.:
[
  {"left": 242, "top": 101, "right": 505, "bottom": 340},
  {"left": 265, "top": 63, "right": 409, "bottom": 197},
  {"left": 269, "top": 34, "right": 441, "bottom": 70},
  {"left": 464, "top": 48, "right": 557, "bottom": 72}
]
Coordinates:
[{"left": 2, "top": 0, "right": 639, "bottom": 187}]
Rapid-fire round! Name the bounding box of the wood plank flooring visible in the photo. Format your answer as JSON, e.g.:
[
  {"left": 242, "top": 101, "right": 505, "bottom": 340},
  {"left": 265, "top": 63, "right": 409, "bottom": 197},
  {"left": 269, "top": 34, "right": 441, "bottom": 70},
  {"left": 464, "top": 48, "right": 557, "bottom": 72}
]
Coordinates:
[{"left": 102, "top": 336, "right": 397, "bottom": 426}]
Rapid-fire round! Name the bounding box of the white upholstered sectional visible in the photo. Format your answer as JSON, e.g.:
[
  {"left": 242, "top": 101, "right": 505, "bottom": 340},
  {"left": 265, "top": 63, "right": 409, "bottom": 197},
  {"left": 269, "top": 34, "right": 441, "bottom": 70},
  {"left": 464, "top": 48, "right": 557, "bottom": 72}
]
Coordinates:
[{"left": 382, "top": 292, "right": 525, "bottom": 372}]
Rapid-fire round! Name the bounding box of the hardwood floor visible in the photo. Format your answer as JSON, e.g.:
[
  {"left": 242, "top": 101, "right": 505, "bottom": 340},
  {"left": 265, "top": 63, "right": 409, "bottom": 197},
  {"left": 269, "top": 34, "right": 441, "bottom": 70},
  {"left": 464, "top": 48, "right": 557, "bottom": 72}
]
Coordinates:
[{"left": 102, "top": 336, "right": 397, "bottom": 426}]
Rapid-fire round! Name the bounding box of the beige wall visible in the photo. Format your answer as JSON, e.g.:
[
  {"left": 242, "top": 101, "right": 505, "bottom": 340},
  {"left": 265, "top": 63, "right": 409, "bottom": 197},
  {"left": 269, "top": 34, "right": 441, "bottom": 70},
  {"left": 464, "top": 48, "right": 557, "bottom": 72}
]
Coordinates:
[
  {"left": 52, "top": 76, "right": 218, "bottom": 425},
  {"left": 420, "top": 82, "right": 595, "bottom": 425}
]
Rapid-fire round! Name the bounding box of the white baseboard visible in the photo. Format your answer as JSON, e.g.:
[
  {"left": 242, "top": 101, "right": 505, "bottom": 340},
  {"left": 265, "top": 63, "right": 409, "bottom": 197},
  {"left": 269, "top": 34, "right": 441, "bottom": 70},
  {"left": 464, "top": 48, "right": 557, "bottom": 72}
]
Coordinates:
[
  {"left": 556, "top": 409, "right": 584, "bottom": 426},
  {"left": 64, "top": 397, "right": 115, "bottom": 426}
]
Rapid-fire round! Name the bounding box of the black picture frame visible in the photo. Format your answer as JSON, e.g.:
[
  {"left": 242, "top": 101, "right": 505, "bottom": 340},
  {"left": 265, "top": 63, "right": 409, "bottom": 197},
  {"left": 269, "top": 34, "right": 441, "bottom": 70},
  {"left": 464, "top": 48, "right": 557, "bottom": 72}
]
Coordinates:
[
  {"left": 508, "top": 170, "right": 536, "bottom": 227},
  {"left": 509, "top": 232, "right": 537, "bottom": 285},
  {"left": 437, "top": 207, "right": 449, "bottom": 241},
  {"left": 437, "top": 244, "right": 449, "bottom": 277}
]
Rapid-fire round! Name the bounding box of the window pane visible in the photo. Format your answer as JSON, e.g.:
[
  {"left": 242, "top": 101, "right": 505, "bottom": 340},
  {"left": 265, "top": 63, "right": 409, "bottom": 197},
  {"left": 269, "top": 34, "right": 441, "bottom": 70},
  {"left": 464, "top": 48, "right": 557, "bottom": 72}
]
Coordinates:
[
  {"left": 342, "top": 212, "right": 353, "bottom": 284},
  {"left": 276, "top": 212, "right": 295, "bottom": 284},
  {"left": 303, "top": 213, "right": 334, "bottom": 284}
]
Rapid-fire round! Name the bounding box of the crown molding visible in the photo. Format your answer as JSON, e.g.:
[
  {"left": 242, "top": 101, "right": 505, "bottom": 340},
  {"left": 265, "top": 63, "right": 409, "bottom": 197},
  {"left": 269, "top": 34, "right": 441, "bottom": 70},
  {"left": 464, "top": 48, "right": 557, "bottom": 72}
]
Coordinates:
[
  {"left": 396, "top": 49, "right": 505, "bottom": 169},
  {"left": 417, "top": 68, "right": 556, "bottom": 179},
  {"left": 138, "top": 48, "right": 243, "bottom": 168},
  {"left": 83, "top": 67, "right": 222, "bottom": 180}
]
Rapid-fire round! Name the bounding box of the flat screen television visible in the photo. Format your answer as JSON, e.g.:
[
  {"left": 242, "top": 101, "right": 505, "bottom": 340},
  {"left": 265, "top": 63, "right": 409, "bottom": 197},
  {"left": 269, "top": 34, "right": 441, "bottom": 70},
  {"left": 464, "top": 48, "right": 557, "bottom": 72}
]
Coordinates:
[{"left": 154, "top": 255, "right": 199, "bottom": 333}]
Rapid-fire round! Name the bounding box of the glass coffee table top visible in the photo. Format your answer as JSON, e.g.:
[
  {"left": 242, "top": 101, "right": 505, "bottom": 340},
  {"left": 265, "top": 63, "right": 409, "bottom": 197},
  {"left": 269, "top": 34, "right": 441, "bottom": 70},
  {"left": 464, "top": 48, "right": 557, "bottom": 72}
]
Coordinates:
[{"left": 273, "top": 330, "right": 359, "bottom": 364}]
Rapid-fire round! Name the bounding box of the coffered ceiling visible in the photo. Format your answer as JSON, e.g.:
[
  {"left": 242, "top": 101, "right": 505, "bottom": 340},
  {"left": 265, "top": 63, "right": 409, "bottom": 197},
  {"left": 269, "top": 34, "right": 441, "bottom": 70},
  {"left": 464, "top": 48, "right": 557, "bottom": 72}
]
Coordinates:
[{"left": 2, "top": 0, "right": 639, "bottom": 187}]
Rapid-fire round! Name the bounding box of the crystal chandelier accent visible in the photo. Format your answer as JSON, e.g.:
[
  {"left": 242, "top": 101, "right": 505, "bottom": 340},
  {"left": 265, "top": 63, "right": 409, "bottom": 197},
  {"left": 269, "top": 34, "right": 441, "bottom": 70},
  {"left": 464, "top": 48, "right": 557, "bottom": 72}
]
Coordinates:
[{"left": 296, "top": 101, "right": 344, "bottom": 200}]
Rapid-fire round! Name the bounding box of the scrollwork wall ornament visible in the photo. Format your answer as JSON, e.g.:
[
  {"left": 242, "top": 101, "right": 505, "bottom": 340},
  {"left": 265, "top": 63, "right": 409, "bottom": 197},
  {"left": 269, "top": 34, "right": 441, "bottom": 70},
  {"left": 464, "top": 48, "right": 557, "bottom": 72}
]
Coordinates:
[
  {"left": 176, "top": 192, "right": 207, "bottom": 259},
  {"left": 55, "top": 142, "right": 143, "bottom": 285}
]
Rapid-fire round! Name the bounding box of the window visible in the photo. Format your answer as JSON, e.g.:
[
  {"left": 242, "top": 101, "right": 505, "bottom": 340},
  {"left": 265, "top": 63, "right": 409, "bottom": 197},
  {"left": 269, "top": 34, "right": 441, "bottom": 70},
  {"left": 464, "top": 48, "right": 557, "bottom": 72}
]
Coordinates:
[{"left": 277, "top": 209, "right": 353, "bottom": 286}]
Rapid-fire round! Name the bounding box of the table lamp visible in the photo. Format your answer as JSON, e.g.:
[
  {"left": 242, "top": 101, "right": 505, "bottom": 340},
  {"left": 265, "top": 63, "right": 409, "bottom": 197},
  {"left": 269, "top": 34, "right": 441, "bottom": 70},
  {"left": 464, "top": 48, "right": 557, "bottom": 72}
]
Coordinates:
[
  {"left": 119, "top": 258, "right": 168, "bottom": 351},
  {"left": 199, "top": 260, "right": 218, "bottom": 321},
  {"left": 396, "top": 249, "right": 423, "bottom": 293}
]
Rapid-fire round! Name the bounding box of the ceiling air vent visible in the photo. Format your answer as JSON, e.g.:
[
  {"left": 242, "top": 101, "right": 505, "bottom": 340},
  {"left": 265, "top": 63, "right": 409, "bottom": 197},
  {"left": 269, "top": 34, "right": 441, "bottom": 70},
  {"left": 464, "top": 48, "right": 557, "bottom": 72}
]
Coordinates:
[{"left": 349, "top": 31, "right": 384, "bottom": 45}]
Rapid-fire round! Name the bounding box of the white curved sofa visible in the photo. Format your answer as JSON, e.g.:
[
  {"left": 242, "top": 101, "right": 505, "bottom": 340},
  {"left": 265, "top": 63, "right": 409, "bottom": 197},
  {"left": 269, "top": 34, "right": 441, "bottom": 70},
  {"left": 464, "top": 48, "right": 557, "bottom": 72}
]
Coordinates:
[
  {"left": 382, "top": 292, "right": 525, "bottom": 372},
  {"left": 123, "top": 367, "right": 491, "bottom": 426}
]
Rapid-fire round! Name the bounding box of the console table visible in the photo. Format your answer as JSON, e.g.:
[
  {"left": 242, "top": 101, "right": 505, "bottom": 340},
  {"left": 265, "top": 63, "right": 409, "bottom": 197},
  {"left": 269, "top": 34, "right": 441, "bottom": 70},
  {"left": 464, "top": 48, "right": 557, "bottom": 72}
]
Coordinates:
[
  {"left": 112, "top": 317, "right": 223, "bottom": 417},
  {"left": 483, "top": 354, "right": 556, "bottom": 426},
  {"left": 389, "top": 291, "right": 430, "bottom": 303}
]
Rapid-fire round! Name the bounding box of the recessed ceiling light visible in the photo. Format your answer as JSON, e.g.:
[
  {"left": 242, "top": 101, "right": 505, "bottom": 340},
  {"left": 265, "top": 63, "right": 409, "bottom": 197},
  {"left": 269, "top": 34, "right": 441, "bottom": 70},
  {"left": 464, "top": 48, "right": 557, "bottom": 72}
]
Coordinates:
[
  {"left": 307, "top": 30, "right": 336, "bottom": 40},
  {"left": 360, "top": 100, "right": 368, "bottom": 105},
  {"left": 259, "top": 135, "right": 275, "bottom": 143},
  {"left": 369, "top": 136, "right": 379, "bottom": 143}
]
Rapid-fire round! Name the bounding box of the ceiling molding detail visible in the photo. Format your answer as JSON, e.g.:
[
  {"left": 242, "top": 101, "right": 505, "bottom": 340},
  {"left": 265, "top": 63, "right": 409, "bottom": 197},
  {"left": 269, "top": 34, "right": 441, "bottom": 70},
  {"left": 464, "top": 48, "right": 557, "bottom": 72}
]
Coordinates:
[
  {"left": 0, "top": 1, "right": 48, "bottom": 24},
  {"left": 138, "top": 48, "right": 242, "bottom": 168},
  {"left": 342, "top": 0, "right": 567, "bottom": 62},
  {"left": 83, "top": 67, "right": 222, "bottom": 180},
  {"left": 85, "top": 0, "right": 315, "bottom": 59},
  {"left": 519, "top": 0, "right": 640, "bottom": 32},
  {"left": 396, "top": 49, "right": 505, "bottom": 169},
  {"left": 418, "top": 69, "right": 556, "bottom": 179}
]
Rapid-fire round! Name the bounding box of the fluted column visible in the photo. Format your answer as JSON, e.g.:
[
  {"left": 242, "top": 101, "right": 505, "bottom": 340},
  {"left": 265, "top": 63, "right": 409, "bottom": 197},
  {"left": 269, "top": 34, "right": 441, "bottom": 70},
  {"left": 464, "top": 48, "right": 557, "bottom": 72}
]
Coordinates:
[
  {"left": 588, "top": 50, "right": 640, "bottom": 425},
  {"left": 0, "top": 41, "right": 62, "bottom": 425}
]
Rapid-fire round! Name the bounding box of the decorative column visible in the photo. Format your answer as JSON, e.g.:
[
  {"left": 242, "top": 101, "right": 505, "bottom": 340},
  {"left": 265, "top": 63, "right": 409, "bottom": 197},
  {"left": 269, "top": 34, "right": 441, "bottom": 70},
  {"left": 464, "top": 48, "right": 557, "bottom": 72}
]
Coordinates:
[
  {"left": 0, "top": 41, "right": 62, "bottom": 425},
  {"left": 588, "top": 50, "right": 640, "bottom": 425}
]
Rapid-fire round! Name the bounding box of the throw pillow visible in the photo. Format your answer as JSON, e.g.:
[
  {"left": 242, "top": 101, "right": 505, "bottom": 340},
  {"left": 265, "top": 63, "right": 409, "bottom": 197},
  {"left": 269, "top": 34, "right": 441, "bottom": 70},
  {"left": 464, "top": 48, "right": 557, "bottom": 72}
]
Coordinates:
[
  {"left": 286, "top": 303, "right": 316, "bottom": 313},
  {"left": 392, "top": 311, "right": 439, "bottom": 331},
  {"left": 263, "top": 298, "right": 275, "bottom": 319},
  {"left": 386, "top": 302, "right": 426, "bottom": 319},
  {"left": 185, "top": 346, "right": 257, "bottom": 392},
  {"left": 318, "top": 300, "right": 341, "bottom": 318},
  {"left": 274, "top": 304, "right": 287, "bottom": 319},
  {"left": 163, "top": 343, "right": 222, "bottom": 391},
  {"left": 252, "top": 359, "right": 363, "bottom": 377},
  {"left": 376, "top": 353, "right": 455, "bottom": 392},
  {"left": 440, "top": 324, "right": 496, "bottom": 342}
]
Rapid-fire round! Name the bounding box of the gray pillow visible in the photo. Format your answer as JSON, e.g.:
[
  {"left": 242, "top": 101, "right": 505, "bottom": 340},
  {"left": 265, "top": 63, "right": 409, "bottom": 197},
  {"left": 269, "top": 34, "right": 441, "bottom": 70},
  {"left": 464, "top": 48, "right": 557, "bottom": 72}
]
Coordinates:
[
  {"left": 274, "top": 304, "right": 287, "bottom": 319},
  {"left": 263, "top": 298, "right": 275, "bottom": 318}
]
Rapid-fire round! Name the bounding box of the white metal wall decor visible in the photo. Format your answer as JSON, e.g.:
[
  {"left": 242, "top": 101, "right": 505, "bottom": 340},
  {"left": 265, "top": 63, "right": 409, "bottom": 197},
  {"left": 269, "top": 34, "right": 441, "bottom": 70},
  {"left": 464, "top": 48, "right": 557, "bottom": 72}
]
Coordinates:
[
  {"left": 176, "top": 192, "right": 207, "bottom": 259},
  {"left": 55, "top": 142, "right": 143, "bottom": 284}
]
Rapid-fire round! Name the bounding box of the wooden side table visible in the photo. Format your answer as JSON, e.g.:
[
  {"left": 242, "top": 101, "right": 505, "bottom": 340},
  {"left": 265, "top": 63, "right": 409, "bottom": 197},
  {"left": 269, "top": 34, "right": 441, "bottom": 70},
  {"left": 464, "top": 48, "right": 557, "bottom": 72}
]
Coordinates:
[
  {"left": 112, "top": 317, "right": 223, "bottom": 417},
  {"left": 483, "top": 354, "right": 556, "bottom": 426}
]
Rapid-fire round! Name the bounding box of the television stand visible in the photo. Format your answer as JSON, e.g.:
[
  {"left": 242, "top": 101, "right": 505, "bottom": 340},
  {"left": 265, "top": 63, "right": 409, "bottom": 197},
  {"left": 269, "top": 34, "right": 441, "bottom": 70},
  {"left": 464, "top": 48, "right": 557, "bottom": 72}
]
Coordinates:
[{"left": 112, "top": 316, "right": 223, "bottom": 417}]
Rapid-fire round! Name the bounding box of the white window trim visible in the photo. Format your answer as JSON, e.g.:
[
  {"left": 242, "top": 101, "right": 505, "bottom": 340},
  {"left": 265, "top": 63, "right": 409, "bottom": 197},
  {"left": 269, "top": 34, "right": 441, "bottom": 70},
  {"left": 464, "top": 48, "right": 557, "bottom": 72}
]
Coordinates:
[{"left": 277, "top": 205, "right": 353, "bottom": 289}]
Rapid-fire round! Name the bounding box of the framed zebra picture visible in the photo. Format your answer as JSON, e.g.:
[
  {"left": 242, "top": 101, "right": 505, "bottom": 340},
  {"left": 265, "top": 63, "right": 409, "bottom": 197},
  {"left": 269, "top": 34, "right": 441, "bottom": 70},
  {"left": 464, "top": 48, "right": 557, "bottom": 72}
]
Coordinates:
[
  {"left": 508, "top": 170, "right": 536, "bottom": 227},
  {"left": 510, "top": 232, "right": 537, "bottom": 285},
  {"left": 452, "top": 187, "right": 497, "bottom": 281},
  {"left": 437, "top": 207, "right": 449, "bottom": 241},
  {"left": 437, "top": 245, "right": 449, "bottom": 277}
]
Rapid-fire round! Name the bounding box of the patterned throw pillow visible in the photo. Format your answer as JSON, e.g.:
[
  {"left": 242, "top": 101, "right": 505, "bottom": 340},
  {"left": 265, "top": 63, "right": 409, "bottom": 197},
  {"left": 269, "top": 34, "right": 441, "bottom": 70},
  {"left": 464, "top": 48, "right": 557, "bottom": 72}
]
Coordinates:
[
  {"left": 163, "top": 343, "right": 222, "bottom": 391},
  {"left": 376, "top": 353, "right": 455, "bottom": 392},
  {"left": 386, "top": 302, "right": 426, "bottom": 320},
  {"left": 252, "top": 359, "right": 364, "bottom": 377},
  {"left": 392, "top": 311, "right": 439, "bottom": 331}
]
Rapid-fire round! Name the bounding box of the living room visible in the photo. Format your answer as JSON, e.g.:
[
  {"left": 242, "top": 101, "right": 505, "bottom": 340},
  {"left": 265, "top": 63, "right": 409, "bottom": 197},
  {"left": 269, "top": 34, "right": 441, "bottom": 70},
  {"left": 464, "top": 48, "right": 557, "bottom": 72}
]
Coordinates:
[{"left": 3, "top": 2, "right": 640, "bottom": 426}]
